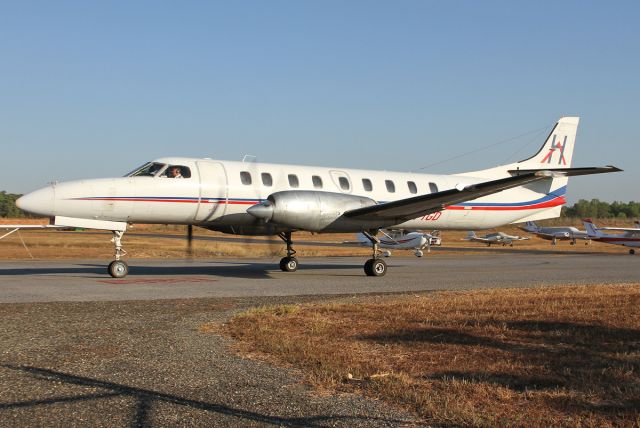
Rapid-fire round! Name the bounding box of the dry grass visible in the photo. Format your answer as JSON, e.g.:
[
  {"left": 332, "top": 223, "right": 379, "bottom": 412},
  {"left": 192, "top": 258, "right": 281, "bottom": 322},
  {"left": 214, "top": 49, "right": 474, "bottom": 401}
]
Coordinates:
[
  {"left": 224, "top": 285, "right": 640, "bottom": 427},
  {"left": 1, "top": 218, "right": 636, "bottom": 259}
]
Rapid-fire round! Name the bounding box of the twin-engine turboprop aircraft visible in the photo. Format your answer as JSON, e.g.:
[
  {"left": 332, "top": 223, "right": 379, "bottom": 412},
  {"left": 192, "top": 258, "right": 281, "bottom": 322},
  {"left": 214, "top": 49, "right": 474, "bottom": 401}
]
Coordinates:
[
  {"left": 16, "top": 117, "right": 620, "bottom": 277},
  {"left": 519, "top": 221, "right": 591, "bottom": 245},
  {"left": 464, "top": 231, "right": 530, "bottom": 247}
]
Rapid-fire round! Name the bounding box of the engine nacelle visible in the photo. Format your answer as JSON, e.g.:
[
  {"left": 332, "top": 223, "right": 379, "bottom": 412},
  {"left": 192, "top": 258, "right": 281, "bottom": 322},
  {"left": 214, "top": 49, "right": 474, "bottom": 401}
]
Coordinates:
[{"left": 247, "top": 191, "right": 377, "bottom": 232}]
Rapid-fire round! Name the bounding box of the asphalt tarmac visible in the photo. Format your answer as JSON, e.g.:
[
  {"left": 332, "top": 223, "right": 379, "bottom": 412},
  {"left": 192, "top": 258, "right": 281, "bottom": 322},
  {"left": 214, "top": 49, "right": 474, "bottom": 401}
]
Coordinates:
[
  {"left": 0, "top": 253, "right": 637, "bottom": 303},
  {"left": 1, "top": 253, "right": 637, "bottom": 426}
]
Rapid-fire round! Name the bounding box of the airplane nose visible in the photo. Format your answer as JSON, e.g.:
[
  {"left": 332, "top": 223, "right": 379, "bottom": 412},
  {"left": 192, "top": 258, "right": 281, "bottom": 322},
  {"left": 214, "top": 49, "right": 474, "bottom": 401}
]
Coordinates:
[{"left": 16, "top": 185, "right": 56, "bottom": 217}]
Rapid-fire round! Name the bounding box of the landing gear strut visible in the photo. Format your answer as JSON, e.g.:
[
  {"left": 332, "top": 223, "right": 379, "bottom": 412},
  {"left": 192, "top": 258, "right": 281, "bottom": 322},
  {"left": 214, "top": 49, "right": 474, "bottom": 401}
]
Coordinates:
[
  {"left": 108, "top": 230, "right": 129, "bottom": 278},
  {"left": 277, "top": 232, "right": 298, "bottom": 272},
  {"left": 362, "top": 230, "right": 387, "bottom": 277}
]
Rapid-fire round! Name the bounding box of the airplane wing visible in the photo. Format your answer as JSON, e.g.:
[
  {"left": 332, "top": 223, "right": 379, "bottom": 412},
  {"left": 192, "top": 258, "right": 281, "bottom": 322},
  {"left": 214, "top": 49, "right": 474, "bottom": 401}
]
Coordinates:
[
  {"left": 507, "top": 166, "right": 622, "bottom": 176},
  {"left": 467, "top": 237, "right": 491, "bottom": 243},
  {"left": 1, "top": 225, "right": 65, "bottom": 229},
  {"left": 598, "top": 227, "right": 640, "bottom": 232},
  {"left": 344, "top": 170, "right": 556, "bottom": 223},
  {"left": 0, "top": 224, "right": 69, "bottom": 241}
]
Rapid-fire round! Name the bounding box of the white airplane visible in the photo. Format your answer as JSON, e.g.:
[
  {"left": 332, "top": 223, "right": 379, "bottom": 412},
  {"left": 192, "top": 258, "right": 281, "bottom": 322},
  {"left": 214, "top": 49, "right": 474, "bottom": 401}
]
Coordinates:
[
  {"left": 14, "top": 117, "right": 620, "bottom": 277},
  {"left": 464, "top": 231, "right": 529, "bottom": 246},
  {"left": 519, "top": 221, "right": 591, "bottom": 245},
  {"left": 351, "top": 230, "right": 441, "bottom": 257},
  {"left": 582, "top": 219, "right": 640, "bottom": 254}
]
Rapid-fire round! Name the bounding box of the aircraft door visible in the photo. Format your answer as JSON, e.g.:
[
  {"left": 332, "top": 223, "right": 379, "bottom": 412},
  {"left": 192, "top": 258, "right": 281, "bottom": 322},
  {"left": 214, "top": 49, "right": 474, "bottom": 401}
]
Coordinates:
[{"left": 195, "top": 161, "right": 228, "bottom": 222}]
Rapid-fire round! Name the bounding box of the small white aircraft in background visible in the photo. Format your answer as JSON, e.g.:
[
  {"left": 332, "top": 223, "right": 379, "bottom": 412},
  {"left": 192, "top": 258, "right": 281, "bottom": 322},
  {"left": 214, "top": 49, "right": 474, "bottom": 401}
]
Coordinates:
[
  {"left": 519, "top": 221, "right": 591, "bottom": 245},
  {"left": 13, "top": 117, "right": 620, "bottom": 277},
  {"left": 582, "top": 219, "right": 640, "bottom": 254},
  {"left": 350, "top": 230, "right": 441, "bottom": 257},
  {"left": 463, "top": 231, "right": 529, "bottom": 247}
]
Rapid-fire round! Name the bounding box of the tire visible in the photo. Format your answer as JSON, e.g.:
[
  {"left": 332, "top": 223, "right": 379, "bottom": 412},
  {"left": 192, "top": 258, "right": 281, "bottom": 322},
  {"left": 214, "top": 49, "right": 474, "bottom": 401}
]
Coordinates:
[
  {"left": 364, "top": 258, "right": 386, "bottom": 276},
  {"left": 630, "top": 249, "right": 635, "bottom": 255},
  {"left": 108, "top": 260, "right": 129, "bottom": 278},
  {"left": 414, "top": 250, "right": 424, "bottom": 258},
  {"left": 364, "top": 259, "right": 374, "bottom": 276},
  {"left": 279, "top": 256, "right": 298, "bottom": 272}
]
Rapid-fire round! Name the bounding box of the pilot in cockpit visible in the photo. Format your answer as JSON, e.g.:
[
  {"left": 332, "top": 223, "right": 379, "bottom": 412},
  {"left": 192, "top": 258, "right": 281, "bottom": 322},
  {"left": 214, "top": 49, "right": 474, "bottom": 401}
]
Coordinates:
[{"left": 167, "top": 166, "right": 183, "bottom": 178}]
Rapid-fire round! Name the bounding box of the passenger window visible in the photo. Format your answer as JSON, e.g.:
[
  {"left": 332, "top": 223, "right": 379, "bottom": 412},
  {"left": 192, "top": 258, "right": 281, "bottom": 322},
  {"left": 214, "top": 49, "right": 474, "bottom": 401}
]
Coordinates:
[
  {"left": 288, "top": 174, "right": 299, "bottom": 188},
  {"left": 240, "top": 171, "right": 252, "bottom": 185},
  {"left": 362, "top": 178, "right": 373, "bottom": 192},
  {"left": 338, "top": 177, "right": 350, "bottom": 191},
  {"left": 312, "top": 175, "right": 323, "bottom": 189},
  {"left": 261, "top": 172, "right": 273, "bottom": 187},
  {"left": 385, "top": 180, "right": 396, "bottom": 193},
  {"left": 407, "top": 181, "right": 417, "bottom": 194},
  {"left": 166, "top": 165, "right": 191, "bottom": 178},
  {"left": 429, "top": 182, "right": 439, "bottom": 193}
]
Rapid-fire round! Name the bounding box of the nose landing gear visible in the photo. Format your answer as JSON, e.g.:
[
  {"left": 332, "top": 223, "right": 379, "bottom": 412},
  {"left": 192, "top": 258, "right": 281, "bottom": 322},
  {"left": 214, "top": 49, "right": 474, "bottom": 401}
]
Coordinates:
[{"left": 108, "top": 230, "right": 129, "bottom": 278}]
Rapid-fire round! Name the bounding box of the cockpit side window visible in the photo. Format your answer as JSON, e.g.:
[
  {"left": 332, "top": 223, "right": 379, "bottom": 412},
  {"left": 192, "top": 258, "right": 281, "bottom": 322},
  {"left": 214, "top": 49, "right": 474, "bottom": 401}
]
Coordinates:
[
  {"left": 125, "top": 162, "right": 167, "bottom": 177},
  {"left": 164, "top": 165, "right": 191, "bottom": 178}
]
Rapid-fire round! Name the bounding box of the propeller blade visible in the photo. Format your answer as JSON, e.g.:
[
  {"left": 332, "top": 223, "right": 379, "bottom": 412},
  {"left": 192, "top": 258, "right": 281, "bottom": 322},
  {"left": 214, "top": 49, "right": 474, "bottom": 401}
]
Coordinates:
[{"left": 187, "top": 225, "right": 193, "bottom": 256}]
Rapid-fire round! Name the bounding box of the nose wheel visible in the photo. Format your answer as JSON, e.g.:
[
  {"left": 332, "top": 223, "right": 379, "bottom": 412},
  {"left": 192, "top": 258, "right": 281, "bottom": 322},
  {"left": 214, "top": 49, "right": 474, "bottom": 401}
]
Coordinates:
[
  {"left": 108, "top": 230, "right": 129, "bottom": 278},
  {"left": 108, "top": 260, "right": 129, "bottom": 278}
]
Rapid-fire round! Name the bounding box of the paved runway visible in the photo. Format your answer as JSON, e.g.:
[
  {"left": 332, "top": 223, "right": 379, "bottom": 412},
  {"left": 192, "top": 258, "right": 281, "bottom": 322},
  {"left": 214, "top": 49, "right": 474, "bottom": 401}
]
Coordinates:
[{"left": 0, "top": 253, "right": 637, "bottom": 303}]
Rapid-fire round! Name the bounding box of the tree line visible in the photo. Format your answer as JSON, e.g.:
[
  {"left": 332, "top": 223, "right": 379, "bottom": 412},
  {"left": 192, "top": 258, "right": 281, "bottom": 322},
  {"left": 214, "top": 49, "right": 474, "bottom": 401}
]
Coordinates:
[
  {"left": 1, "top": 190, "right": 638, "bottom": 219},
  {"left": 561, "top": 199, "right": 640, "bottom": 219}
]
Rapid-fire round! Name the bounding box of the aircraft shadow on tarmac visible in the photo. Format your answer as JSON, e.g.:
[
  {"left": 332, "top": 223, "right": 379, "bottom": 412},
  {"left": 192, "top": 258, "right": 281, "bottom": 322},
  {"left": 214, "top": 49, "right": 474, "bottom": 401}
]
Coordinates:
[
  {"left": 0, "top": 261, "right": 366, "bottom": 279},
  {"left": 1, "top": 365, "right": 411, "bottom": 427}
]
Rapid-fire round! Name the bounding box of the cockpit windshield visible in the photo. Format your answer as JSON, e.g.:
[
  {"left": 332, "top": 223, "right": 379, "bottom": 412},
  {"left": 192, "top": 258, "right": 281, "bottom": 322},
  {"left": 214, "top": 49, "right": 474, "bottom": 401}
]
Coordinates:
[{"left": 124, "top": 162, "right": 167, "bottom": 177}]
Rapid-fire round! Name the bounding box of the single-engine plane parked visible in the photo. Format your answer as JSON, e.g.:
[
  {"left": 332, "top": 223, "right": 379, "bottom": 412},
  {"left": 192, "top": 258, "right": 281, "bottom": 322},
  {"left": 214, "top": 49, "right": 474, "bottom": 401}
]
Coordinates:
[
  {"left": 15, "top": 117, "right": 620, "bottom": 277},
  {"left": 583, "top": 219, "right": 640, "bottom": 254},
  {"left": 349, "top": 230, "right": 441, "bottom": 257}
]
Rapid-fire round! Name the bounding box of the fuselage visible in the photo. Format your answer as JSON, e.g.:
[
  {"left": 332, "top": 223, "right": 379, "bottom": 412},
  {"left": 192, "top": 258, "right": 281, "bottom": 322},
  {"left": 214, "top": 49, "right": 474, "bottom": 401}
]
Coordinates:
[{"left": 17, "top": 156, "right": 567, "bottom": 234}]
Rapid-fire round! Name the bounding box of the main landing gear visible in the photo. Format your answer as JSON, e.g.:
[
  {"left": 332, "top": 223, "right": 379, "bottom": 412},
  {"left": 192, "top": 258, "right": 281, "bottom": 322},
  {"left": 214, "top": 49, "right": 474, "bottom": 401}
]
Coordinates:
[
  {"left": 361, "top": 230, "right": 387, "bottom": 277},
  {"left": 107, "top": 230, "right": 129, "bottom": 278},
  {"left": 277, "top": 232, "right": 298, "bottom": 272}
]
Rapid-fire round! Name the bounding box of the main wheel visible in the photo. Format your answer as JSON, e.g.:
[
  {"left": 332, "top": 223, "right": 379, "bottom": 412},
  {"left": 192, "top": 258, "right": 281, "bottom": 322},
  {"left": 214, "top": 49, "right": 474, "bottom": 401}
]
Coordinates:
[
  {"left": 364, "top": 258, "right": 387, "bottom": 277},
  {"left": 108, "top": 260, "right": 129, "bottom": 278},
  {"left": 630, "top": 249, "right": 635, "bottom": 255},
  {"left": 279, "top": 256, "right": 298, "bottom": 272}
]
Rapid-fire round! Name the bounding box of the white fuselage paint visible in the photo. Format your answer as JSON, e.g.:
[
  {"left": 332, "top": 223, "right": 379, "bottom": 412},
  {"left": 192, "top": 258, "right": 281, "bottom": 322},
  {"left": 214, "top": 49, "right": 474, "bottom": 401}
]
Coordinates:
[{"left": 26, "top": 156, "right": 567, "bottom": 233}]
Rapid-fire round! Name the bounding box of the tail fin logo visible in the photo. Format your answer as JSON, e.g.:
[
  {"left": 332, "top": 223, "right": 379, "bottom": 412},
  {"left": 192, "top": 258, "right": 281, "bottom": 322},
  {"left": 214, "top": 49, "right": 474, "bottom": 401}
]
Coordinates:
[{"left": 540, "top": 135, "right": 567, "bottom": 165}]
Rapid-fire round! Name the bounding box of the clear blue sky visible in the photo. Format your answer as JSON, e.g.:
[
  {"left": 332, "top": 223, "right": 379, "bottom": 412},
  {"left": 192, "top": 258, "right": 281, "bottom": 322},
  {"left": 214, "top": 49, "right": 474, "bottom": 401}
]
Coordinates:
[{"left": 1, "top": 1, "right": 638, "bottom": 203}]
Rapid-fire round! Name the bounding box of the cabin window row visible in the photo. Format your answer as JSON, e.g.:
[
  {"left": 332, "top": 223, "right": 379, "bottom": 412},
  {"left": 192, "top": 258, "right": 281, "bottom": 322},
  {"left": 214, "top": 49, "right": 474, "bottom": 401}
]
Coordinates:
[{"left": 239, "top": 171, "right": 439, "bottom": 194}]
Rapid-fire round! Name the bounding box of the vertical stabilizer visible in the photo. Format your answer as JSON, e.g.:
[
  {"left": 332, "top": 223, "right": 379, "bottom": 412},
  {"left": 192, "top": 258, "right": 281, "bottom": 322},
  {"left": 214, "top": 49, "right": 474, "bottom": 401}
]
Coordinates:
[
  {"left": 582, "top": 219, "right": 602, "bottom": 237},
  {"left": 517, "top": 117, "right": 579, "bottom": 169}
]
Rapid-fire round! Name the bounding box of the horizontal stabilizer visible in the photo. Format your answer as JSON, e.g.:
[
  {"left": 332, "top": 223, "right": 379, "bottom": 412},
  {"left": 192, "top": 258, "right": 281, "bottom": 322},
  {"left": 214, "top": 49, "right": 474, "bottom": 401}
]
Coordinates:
[{"left": 508, "top": 166, "right": 622, "bottom": 177}]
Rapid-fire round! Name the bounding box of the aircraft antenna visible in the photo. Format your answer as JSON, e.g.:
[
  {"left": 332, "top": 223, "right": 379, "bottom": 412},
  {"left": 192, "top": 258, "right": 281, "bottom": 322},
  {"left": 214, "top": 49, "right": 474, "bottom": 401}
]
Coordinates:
[{"left": 411, "top": 123, "right": 550, "bottom": 172}]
